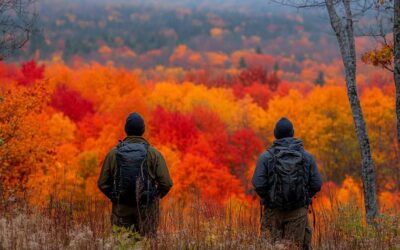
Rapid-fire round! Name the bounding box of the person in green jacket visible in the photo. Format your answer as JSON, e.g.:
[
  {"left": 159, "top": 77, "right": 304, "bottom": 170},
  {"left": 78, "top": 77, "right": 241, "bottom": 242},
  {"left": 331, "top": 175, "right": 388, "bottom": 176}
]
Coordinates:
[{"left": 98, "top": 112, "right": 173, "bottom": 236}]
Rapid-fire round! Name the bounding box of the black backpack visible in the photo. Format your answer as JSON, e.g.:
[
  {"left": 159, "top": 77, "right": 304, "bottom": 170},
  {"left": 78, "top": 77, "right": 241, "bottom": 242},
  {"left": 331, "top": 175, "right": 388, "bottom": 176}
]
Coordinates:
[
  {"left": 112, "top": 142, "right": 158, "bottom": 207},
  {"left": 267, "top": 146, "right": 308, "bottom": 210}
]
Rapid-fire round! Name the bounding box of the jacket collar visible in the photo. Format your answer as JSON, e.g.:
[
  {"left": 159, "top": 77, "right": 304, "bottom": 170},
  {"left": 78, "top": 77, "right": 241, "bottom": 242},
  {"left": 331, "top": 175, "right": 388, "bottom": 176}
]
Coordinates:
[
  {"left": 123, "top": 136, "right": 149, "bottom": 144},
  {"left": 272, "top": 137, "right": 304, "bottom": 150}
]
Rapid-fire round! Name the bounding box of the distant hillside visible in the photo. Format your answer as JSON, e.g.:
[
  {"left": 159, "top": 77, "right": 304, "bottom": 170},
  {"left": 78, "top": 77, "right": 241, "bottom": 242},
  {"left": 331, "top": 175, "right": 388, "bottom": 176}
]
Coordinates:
[{"left": 12, "top": 0, "right": 337, "bottom": 69}]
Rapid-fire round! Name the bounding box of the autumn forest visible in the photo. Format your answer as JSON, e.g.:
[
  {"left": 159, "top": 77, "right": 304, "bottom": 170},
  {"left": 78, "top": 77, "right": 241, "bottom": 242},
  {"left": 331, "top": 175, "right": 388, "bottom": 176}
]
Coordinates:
[{"left": 0, "top": 0, "right": 399, "bottom": 249}]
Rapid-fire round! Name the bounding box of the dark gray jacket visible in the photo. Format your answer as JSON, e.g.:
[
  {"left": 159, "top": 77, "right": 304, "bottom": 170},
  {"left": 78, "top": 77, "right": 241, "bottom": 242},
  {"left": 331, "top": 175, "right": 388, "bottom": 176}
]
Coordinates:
[{"left": 252, "top": 137, "right": 322, "bottom": 206}]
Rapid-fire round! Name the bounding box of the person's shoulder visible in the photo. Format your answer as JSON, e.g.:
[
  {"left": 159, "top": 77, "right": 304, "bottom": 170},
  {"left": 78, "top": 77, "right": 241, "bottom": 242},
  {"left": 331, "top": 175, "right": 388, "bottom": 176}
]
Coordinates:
[
  {"left": 147, "top": 144, "right": 158, "bottom": 153},
  {"left": 147, "top": 144, "right": 163, "bottom": 157},
  {"left": 302, "top": 149, "right": 315, "bottom": 162},
  {"left": 106, "top": 147, "right": 117, "bottom": 157},
  {"left": 259, "top": 150, "right": 273, "bottom": 161}
]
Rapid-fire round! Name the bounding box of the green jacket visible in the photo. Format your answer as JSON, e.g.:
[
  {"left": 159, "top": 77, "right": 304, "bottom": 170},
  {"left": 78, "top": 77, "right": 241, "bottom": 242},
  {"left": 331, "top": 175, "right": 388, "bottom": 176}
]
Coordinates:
[{"left": 97, "top": 136, "right": 173, "bottom": 216}]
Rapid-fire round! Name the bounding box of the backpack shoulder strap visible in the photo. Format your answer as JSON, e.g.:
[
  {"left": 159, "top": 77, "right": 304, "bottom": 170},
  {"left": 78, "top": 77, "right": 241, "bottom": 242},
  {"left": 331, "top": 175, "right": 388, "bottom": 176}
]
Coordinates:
[
  {"left": 116, "top": 140, "right": 124, "bottom": 149},
  {"left": 139, "top": 142, "right": 151, "bottom": 180},
  {"left": 266, "top": 146, "right": 277, "bottom": 157},
  {"left": 112, "top": 141, "right": 124, "bottom": 202},
  {"left": 143, "top": 142, "right": 150, "bottom": 152},
  {"left": 266, "top": 148, "right": 277, "bottom": 174},
  {"left": 266, "top": 148, "right": 274, "bottom": 157},
  {"left": 302, "top": 150, "right": 313, "bottom": 187}
]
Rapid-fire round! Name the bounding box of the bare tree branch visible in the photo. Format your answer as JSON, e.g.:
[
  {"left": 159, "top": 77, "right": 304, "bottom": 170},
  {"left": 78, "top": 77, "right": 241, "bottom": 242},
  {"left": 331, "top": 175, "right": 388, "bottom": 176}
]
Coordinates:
[{"left": 0, "top": 0, "right": 37, "bottom": 60}]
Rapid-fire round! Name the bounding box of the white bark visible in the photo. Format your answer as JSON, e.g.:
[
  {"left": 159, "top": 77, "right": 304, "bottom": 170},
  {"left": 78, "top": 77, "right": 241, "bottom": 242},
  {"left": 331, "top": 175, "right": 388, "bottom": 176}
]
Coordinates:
[{"left": 325, "top": 0, "right": 378, "bottom": 225}]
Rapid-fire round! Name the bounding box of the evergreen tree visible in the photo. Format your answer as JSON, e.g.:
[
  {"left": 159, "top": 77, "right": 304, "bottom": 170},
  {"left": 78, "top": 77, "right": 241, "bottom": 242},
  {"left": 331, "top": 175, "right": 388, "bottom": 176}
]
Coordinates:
[
  {"left": 273, "top": 61, "right": 279, "bottom": 72},
  {"left": 239, "top": 57, "right": 247, "bottom": 69},
  {"left": 314, "top": 71, "right": 325, "bottom": 86}
]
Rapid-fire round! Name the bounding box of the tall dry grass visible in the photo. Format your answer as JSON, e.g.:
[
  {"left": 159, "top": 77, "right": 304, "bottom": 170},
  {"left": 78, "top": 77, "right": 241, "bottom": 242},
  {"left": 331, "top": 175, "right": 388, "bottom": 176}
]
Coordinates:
[{"left": 0, "top": 194, "right": 399, "bottom": 250}]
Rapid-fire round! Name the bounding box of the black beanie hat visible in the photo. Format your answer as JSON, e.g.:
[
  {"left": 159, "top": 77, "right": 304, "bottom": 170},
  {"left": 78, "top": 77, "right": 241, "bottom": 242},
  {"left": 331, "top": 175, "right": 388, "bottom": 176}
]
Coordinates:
[
  {"left": 124, "top": 112, "right": 145, "bottom": 136},
  {"left": 274, "top": 117, "right": 294, "bottom": 139}
]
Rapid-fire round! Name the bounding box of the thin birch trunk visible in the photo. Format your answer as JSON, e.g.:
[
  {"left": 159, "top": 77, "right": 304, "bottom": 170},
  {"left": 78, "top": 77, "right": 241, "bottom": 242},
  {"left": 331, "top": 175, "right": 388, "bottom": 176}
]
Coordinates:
[{"left": 325, "top": 0, "right": 378, "bottom": 225}]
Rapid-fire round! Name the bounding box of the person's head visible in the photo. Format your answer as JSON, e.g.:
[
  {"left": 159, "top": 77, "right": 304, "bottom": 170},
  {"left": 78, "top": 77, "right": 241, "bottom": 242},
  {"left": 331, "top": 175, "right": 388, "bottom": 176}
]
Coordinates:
[
  {"left": 124, "top": 112, "right": 145, "bottom": 136},
  {"left": 274, "top": 117, "right": 294, "bottom": 139}
]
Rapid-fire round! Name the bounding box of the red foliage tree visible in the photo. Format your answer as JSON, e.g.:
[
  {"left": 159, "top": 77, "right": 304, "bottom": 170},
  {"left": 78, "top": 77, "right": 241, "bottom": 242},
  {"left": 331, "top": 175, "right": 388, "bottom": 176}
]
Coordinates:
[
  {"left": 0, "top": 62, "right": 19, "bottom": 82},
  {"left": 149, "top": 107, "right": 198, "bottom": 152},
  {"left": 231, "top": 67, "right": 280, "bottom": 104},
  {"left": 191, "top": 106, "right": 231, "bottom": 165},
  {"left": 227, "top": 128, "right": 263, "bottom": 192},
  {"left": 18, "top": 60, "right": 45, "bottom": 86},
  {"left": 173, "top": 153, "right": 243, "bottom": 204},
  {"left": 267, "top": 71, "right": 280, "bottom": 91},
  {"left": 51, "top": 85, "right": 94, "bottom": 122},
  {"left": 232, "top": 83, "right": 273, "bottom": 109},
  {"left": 76, "top": 113, "right": 108, "bottom": 141},
  {"left": 236, "top": 67, "right": 268, "bottom": 86}
]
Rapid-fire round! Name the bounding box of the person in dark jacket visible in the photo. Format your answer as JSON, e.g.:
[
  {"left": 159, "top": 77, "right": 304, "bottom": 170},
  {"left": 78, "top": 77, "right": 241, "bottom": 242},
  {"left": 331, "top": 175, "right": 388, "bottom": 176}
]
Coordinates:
[
  {"left": 252, "top": 117, "right": 322, "bottom": 249},
  {"left": 98, "top": 112, "right": 173, "bottom": 237}
]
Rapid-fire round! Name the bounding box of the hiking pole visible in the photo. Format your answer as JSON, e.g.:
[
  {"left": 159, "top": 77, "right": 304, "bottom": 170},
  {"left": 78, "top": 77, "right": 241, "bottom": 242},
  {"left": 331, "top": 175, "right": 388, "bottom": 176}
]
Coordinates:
[
  {"left": 259, "top": 201, "right": 264, "bottom": 235},
  {"left": 311, "top": 202, "right": 316, "bottom": 230}
]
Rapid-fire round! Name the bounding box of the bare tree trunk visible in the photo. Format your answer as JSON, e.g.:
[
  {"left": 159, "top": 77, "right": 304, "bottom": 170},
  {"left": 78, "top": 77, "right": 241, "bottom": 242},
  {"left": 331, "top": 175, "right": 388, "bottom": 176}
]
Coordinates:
[
  {"left": 394, "top": 0, "right": 400, "bottom": 149},
  {"left": 325, "top": 0, "right": 378, "bottom": 225}
]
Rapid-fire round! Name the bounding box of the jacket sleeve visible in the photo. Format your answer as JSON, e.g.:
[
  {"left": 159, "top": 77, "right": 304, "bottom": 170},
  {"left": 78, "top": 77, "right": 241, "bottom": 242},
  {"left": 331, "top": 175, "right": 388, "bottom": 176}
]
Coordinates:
[
  {"left": 97, "top": 150, "right": 115, "bottom": 200},
  {"left": 308, "top": 154, "right": 322, "bottom": 198},
  {"left": 152, "top": 149, "right": 173, "bottom": 198},
  {"left": 252, "top": 152, "right": 270, "bottom": 198}
]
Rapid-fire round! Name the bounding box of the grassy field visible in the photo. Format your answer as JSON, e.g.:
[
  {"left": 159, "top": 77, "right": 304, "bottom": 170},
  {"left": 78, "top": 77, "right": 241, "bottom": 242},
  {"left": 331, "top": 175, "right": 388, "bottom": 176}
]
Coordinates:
[{"left": 1, "top": 195, "right": 399, "bottom": 250}]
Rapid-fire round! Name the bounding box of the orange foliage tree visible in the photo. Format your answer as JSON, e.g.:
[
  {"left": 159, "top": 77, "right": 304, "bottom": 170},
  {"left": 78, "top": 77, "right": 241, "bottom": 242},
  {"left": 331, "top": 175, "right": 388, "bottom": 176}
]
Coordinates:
[
  {"left": 0, "top": 64, "right": 55, "bottom": 196},
  {"left": 0, "top": 59, "right": 398, "bottom": 212}
]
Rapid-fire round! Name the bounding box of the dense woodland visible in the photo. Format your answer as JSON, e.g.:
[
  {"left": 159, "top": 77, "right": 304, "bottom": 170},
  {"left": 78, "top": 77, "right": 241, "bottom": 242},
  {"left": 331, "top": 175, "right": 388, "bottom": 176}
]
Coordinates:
[
  {"left": 1, "top": 58, "right": 398, "bottom": 208},
  {"left": 0, "top": 1, "right": 399, "bottom": 249}
]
